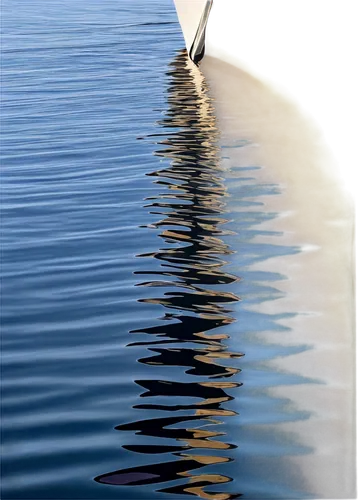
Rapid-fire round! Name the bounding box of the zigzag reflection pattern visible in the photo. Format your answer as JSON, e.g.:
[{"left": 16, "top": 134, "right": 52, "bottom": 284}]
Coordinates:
[{"left": 95, "top": 51, "right": 243, "bottom": 499}]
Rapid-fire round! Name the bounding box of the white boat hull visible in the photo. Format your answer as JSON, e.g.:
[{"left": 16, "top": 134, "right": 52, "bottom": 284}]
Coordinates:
[{"left": 174, "top": 0, "right": 213, "bottom": 63}]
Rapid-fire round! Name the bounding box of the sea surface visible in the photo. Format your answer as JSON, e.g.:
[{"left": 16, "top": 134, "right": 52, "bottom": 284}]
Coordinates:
[{"left": 2, "top": 1, "right": 312, "bottom": 498}]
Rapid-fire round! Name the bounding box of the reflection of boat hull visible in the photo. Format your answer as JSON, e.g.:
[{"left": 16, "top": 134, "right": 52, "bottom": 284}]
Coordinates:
[
  {"left": 202, "top": 55, "right": 356, "bottom": 500},
  {"left": 200, "top": 44, "right": 358, "bottom": 498}
]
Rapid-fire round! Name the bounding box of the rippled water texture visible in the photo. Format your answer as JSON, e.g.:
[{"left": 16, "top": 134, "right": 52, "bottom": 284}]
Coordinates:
[{"left": 1, "top": 1, "right": 339, "bottom": 499}]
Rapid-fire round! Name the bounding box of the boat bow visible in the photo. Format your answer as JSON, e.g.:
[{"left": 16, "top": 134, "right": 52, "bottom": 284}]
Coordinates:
[{"left": 174, "top": 0, "right": 213, "bottom": 64}]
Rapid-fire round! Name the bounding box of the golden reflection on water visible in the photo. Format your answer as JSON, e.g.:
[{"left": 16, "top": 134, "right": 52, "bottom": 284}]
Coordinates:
[{"left": 95, "top": 50, "right": 242, "bottom": 499}]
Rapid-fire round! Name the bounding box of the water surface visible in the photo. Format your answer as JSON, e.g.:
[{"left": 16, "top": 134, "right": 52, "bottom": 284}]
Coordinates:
[{"left": 2, "top": 1, "right": 320, "bottom": 498}]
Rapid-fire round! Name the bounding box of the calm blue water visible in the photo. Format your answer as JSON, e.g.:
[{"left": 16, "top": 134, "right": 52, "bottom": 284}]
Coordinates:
[{"left": 2, "top": 1, "right": 312, "bottom": 498}]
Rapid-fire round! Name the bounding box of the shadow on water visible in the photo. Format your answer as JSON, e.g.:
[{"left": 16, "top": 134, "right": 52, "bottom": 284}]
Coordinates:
[
  {"left": 94, "top": 50, "right": 312, "bottom": 499},
  {"left": 95, "top": 49, "right": 243, "bottom": 499}
]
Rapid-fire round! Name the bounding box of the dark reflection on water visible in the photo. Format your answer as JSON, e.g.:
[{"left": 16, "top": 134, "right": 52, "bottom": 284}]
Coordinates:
[{"left": 95, "top": 50, "right": 243, "bottom": 498}]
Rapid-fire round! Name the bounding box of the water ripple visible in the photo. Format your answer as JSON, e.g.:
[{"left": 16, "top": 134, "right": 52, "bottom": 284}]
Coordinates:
[{"left": 2, "top": 1, "right": 313, "bottom": 498}]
